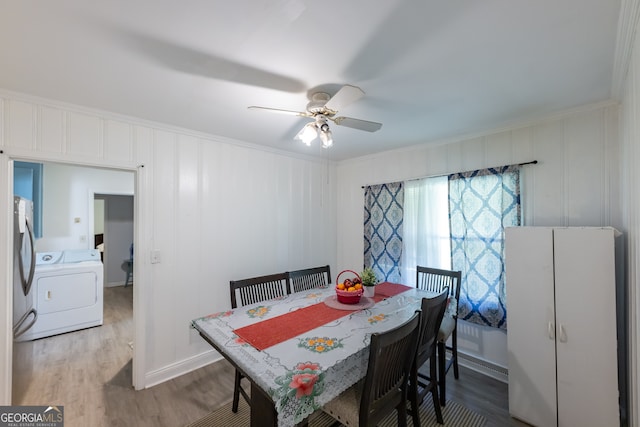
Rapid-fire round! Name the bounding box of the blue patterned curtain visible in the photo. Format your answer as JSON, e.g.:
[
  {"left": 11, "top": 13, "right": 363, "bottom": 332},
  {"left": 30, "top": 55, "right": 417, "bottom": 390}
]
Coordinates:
[
  {"left": 449, "top": 166, "right": 520, "bottom": 329},
  {"left": 364, "top": 183, "right": 404, "bottom": 282}
]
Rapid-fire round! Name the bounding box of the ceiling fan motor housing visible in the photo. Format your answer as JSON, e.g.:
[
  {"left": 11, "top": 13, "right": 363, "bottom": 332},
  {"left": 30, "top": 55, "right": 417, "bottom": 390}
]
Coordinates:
[{"left": 307, "top": 92, "right": 334, "bottom": 115}]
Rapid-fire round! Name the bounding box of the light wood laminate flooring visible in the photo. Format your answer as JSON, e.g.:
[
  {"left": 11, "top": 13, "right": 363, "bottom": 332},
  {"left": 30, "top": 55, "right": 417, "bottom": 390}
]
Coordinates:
[{"left": 17, "top": 285, "right": 529, "bottom": 426}]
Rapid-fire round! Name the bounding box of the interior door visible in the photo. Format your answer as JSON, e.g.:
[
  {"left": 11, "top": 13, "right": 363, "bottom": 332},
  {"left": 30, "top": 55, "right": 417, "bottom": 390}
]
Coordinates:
[
  {"left": 553, "top": 228, "right": 618, "bottom": 427},
  {"left": 505, "top": 227, "right": 558, "bottom": 427}
]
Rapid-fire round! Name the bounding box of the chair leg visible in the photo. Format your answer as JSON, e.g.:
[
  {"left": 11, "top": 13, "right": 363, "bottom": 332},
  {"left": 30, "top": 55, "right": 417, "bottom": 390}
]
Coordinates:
[
  {"left": 124, "top": 265, "right": 131, "bottom": 287},
  {"left": 438, "top": 341, "right": 447, "bottom": 407},
  {"left": 232, "top": 369, "right": 242, "bottom": 413},
  {"left": 428, "top": 352, "right": 444, "bottom": 424},
  {"left": 432, "top": 385, "right": 444, "bottom": 424},
  {"left": 409, "top": 369, "right": 421, "bottom": 427},
  {"left": 452, "top": 328, "right": 459, "bottom": 379},
  {"left": 397, "top": 398, "right": 408, "bottom": 427}
]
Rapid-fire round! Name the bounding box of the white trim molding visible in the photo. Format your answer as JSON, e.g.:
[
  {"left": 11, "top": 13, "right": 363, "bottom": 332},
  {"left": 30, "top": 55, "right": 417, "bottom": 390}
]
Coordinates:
[
  {"left": 144, "top": 350, "right": 220, "bottom": 389},
  {"left": 0, "top": 155, "right": 12, "bottom": 404},
  {"left": 458, "top": 351, "right": 508, "bottom": 384}
]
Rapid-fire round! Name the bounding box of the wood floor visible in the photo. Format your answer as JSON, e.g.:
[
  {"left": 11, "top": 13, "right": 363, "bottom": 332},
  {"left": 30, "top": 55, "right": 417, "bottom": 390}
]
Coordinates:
[{"left": 17, "top": 285, "right": 530, "bottom": 427}]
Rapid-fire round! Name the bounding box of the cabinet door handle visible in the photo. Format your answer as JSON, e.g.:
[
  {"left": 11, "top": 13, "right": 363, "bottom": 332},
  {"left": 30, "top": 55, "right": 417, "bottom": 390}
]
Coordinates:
[
  {"left": 558, "top": 324, "right": 568, "bottom": 343},
  {"left": 548, "top": 322, "right": 555, "bottom": 340}
]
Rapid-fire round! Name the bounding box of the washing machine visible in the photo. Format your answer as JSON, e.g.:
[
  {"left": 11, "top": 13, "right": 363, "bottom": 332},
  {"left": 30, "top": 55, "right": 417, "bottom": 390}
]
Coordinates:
[{"left": 16, "top": 249, "right": 104, "bottom": 341}]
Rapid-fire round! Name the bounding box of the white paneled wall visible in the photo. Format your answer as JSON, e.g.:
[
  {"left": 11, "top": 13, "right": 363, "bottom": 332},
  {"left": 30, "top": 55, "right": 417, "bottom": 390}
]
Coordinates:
[
  {"left": 335, "top": 103, "right": 621, "bottom": 369},
  {"left": 0, "top": 85, "right": 633, "bottom": 409},
  {"left": 0, "top": 91, "right": 337, "bottom": 400},
  {"left": 620, "top": 3, "right": 640, "bottom": 423}
]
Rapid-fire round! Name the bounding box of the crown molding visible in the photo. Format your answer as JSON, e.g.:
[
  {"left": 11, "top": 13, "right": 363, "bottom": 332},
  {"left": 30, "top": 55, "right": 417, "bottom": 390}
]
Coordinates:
[
  {"left": 612, "top": 0, "right": 640, "bottom": 98},
  {"left": 342, "top": 99, "right": 619, "bottom": 165},
  {"left": 0, "top": 88, "right": 335, "bottom": 166}
]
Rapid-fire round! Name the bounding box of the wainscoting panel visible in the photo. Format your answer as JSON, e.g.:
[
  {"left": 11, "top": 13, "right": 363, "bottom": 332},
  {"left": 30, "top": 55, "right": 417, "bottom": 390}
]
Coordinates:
[
  {"left": 4, "top": 99, "right": 35, "bottom": 150},
  {"left": 39, "top": 106, "right": 64, "bottom": 154},
  {"left": 67, "top": 110, "right": 102, "bottom": 159},
  {"left": 105, "top": 119, "right": 133, "bottom": 163}
]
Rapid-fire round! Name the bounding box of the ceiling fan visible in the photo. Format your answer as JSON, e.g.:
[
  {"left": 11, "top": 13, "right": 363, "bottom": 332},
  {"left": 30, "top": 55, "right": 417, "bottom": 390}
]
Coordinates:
[{"left": 248, "top": 84, "right": 382, "bottom": 148}]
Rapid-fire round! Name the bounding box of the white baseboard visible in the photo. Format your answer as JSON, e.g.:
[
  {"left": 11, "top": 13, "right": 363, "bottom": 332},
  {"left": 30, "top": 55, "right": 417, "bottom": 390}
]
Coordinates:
[
  {"left": 144, "top": 350, "right": 221, "bottom": 389},
  {"left": 457, "top": 351, "right": 508, "bottom": 383}
]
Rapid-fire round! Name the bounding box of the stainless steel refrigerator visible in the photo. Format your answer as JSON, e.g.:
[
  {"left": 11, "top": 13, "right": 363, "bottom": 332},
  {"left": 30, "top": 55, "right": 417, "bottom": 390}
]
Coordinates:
[{"left": 12, "top": 195, "right": 37, "bottom": 403}]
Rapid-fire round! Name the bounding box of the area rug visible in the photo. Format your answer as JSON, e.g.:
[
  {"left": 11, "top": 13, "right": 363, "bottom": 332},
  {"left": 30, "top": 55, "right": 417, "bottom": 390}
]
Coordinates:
[{"left": 185, "top": 395, "right": 486, "bottom": 427}]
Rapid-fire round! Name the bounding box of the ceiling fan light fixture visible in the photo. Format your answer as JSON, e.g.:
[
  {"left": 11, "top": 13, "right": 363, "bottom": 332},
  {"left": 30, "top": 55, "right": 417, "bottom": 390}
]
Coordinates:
[
  {"left": 319, "top": 127, "right": 333, "bottom": 148},
  {"left": 295, "top": 122, "right": 318, "bottom": 146},
  {"left": 249, "top": 84, "right": 382, "bottom": 150}
]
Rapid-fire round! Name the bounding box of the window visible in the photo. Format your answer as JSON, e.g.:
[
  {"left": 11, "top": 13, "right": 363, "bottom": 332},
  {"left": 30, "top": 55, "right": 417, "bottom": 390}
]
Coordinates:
[
  {"left": 366, "top": 166, "right": 521, "bottom": 329},
  {"left": 401, "top": 176, "right": 450, "bottom": 286}
]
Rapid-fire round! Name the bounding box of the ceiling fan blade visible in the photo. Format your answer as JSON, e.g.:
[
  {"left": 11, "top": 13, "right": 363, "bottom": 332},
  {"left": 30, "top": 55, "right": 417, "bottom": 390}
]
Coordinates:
[
  {"left": 248, "top": 106, "right": 309, "bottom": 117},
  {"left": 333, "top": 116, "right": 382, "bottom": 132},
  {"left": 324, "top": 85, "right": 365, "bottom": 112}
]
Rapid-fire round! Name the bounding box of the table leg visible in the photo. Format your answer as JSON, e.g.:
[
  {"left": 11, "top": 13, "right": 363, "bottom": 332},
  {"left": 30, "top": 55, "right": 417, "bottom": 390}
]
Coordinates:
[{"left": 250, "top": 381, "right": 277, "bottom": 427}]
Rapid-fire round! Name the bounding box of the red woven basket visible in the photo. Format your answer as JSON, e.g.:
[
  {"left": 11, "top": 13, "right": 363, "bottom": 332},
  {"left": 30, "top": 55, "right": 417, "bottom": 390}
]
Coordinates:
[{"left": 335, "top": 270, "right": 364, "bottom": 304}]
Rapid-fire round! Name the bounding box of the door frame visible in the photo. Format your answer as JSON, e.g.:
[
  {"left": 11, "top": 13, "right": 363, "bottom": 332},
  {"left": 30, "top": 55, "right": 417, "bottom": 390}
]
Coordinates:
[{"left": 0, "top": 154, "right": 146, "bottom": 403}]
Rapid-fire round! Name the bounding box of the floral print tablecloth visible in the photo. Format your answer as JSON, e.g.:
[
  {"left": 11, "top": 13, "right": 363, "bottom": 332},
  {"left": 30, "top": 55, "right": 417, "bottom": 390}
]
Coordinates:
[{"left": 191, "top": 284, "right": 440, "bottom": 426}]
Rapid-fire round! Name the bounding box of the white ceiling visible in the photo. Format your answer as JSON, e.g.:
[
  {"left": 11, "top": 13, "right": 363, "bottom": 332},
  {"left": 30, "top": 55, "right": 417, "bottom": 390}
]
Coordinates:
[{"left": 0, "top": 0, "right": 622, "bottom": 161}]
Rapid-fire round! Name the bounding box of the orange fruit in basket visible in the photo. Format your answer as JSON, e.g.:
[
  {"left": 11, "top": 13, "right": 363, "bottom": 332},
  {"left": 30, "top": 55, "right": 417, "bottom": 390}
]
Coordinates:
[
  {"left": 337, "top": 283, "right": 345, "bottom": 290},
  {"left": 354, "top": 283, "right": 362, "bottom": 290},
  {"left": 347, "top": 286, "right": 356, "bottom": 292}
]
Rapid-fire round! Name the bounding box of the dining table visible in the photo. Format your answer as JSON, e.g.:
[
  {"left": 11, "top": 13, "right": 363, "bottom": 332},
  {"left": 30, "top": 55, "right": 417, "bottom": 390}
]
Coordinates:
[{"left": 191, "top": 281, "right": 451, "bottom": 427}]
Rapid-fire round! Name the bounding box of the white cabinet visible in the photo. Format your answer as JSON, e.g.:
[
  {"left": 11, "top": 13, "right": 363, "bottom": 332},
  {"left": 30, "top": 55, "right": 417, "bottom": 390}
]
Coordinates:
[{"left": 505, "top": 227, "right": 619, "bottom": 427}]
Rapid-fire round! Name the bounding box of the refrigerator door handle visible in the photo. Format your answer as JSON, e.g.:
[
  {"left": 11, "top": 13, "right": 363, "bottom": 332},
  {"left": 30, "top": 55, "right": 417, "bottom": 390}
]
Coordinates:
[
  {"left": 18, "top": 217, "right": 36, "bottom": 296},
  {"left": 13, "top": 308, "right": 37, "bottom": 340},
  {"left": 24, "top": 218, "right": 36, "bottom": 295}
]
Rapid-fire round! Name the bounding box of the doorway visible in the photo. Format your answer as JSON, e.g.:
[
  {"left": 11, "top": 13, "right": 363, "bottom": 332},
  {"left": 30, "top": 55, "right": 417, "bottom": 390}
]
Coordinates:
[
  {"left": 10, "top": 161, "right": 136, "bottom": 404},
  {"left": 93, "top": 194, "right": 134, "bottom": 287}
]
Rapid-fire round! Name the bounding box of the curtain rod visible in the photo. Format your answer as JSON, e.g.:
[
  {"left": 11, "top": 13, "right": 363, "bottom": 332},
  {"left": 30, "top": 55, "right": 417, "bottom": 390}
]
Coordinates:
[
  {"left": 361, "top": 160, "right": 538, "bottom": 189},
  {"left": 518, "top": 160, "right": 538, "bottom": 166}
]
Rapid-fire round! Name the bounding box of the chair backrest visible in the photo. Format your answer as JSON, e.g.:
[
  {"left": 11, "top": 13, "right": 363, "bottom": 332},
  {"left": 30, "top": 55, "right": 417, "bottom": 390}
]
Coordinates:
[
  {"left": 360, "top": 311, "right": 421, "bottom": 426},
  {"left": 286, "top": 265, "right": 331, "bottom": 293},
  {"left": 229, "top": 273, "right": 289, "bottom": 309},
  {"left": 415, "top": 289, "right": 450, "bottom": 368},
  {"left": 416, "top": 266, "right": 462, "bottom": 316}
]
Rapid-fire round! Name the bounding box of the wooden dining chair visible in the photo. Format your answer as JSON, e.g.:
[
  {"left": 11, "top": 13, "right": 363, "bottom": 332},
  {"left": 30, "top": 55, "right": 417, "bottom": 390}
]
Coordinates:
[
  {"left": 408, "top": 289, "right": 450, "bottom": 426},
  {"left": 286, "top": 265, "right": 331, "bottom": 293},
  {"left": 416, "top": 266, "right": 462, "bottom": 406},
  {"left": 322, "top": 311, "right": 421, "bottom": 426},
  {"left": 124, "top": 243, "right": 134, "bottom": 287},
  {"left": 229, "top": 272, "right": 289, "bottom": 412}
]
